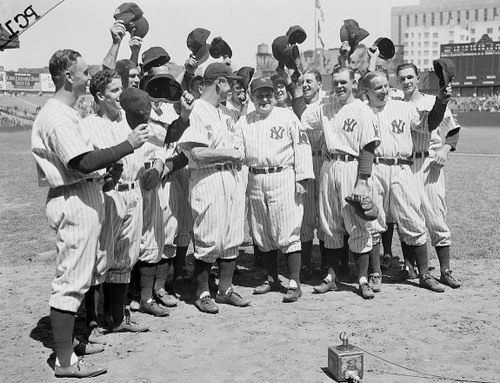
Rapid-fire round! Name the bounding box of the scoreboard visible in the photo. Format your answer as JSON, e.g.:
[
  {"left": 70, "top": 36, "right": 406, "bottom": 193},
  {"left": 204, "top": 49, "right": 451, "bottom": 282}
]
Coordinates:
[{"left": 441, "top": 41, "right": 500, "bottom": 87}]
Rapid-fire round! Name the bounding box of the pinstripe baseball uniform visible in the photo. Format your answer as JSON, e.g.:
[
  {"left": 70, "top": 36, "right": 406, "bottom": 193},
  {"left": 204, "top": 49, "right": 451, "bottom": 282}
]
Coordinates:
[
  {"left": 234, "top": 107, "right": 314, "bottom": 253},
  {"left": 409, "top": 93, "right": 459, "bottom": 247},
  {"left": 318, "top": 99, "right": 382, "bottom": 253},
  {"left": 31, "top": 99, "right": 105, "bottom": 313},
  {"left": 177, "top": 99, "right": 244, "bottom": 263},
  {"left": 151, "top": 103, "right": 192, "bottom": 259},
  {"left": 81, "top": 113, "right": 144, "bottom": 284},
  {"left": 369, "top": 99, "right": 430, "bottom": 246}
]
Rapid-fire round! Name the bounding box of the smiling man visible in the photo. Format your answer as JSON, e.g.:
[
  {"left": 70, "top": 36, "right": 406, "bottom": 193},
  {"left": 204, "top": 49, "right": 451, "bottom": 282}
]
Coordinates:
[{"left": 234, "top": 77, "right": 314, "bottom": 303}]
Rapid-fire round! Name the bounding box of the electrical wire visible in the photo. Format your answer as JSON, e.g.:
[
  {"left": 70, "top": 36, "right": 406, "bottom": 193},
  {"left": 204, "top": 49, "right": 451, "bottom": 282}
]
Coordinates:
[{"left": 358, "top": 346, "right": 498, "bottom": 383}]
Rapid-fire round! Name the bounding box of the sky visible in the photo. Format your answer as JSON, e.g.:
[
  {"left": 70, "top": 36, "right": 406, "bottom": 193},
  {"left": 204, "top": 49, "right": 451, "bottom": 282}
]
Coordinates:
[{"left": 0, "top": 0, "right": 419, "bottom": 71}]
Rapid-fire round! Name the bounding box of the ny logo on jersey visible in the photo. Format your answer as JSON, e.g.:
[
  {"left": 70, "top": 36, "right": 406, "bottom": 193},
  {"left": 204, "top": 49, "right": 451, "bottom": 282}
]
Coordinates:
[
  {"left": 342, "top": 118, "right": 357, "bottom": 132},
  {"left": 270, "top": 126, "right": 285, "bottom": 140},
  {"left": 391, "top": 119, "right": 405, "bottom": 134}
]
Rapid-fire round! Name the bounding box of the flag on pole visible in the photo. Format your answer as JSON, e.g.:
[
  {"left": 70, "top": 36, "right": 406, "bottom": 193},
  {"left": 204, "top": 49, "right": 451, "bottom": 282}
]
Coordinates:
[
  {"left": 315, "top": 0, "right": 325, "bottom": 22},
  {"left": 318, "top": 20, "right": 325, "bottom": 49}
]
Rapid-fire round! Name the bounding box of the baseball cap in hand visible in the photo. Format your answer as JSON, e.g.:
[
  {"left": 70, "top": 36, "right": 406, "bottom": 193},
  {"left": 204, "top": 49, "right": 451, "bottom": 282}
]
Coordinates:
[
  {"left": 203, "top": 63, "right": 241, "bottom": 81},
  {"left": 114, "top": 2, "right": 149, "bottom": 38},
  {"left": 250, "top": 77, "right": 273, "bottom": 94},
  {"left": 115, "top": 59, "right": 135, "bottom": 88},
  {"left": 187, "top": 28, "right": 211, "bottom": 64},
  {"left": 143, "top": 74, "right": 183, "bottom": 103},
  {"left": 433, "top": 58, "right": 456, "bottom": 88},
  {"left": 209, "top": 37, "right": 232, "bottom": 59},
  {"left": 286, "top": 25, "right": 307, "bottom": 44},
  {"left": 373, "top": 37, "right": 395, "bottom": 60},
  {"left": 120, "top": 87, "right": 151, "bottom": 129},
  {"left": 340, "top": 19, "right": 369, "bottom": 56},
  {"left": 142, "top": 47, "right": 170, "bottom": 73},
  {"left": 235, "top": 67, "right": 255, "bottom": 90}
]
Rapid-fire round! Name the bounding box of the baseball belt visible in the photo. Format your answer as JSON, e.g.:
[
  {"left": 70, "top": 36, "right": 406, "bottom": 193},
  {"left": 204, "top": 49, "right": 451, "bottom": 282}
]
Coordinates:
[
  {"left": 144, "top": 161, "right": 154, "bottom": 170},
  {"left": 373, "top": 157, "right": 413, "bottom": 166},
  {"left": 115, "top": 180, "right": 140, "bottom": 192},
  {"left": 311, "top": 150, "right": 323, "bottom": 157},
  {"left": 214, "top": 163, "right": 242, "bottom": 172},
  {"left": 85, "top": 177, "right": 104, "bottom": 183},
  {"left": 324, "top": 152, "right": 358, "bottom": 162},
  {"left": 248, "top": 166, "right": 284, "bottom": 175},
  {"left": 413, "top": 150, "right": 430, "bottom": 159}
]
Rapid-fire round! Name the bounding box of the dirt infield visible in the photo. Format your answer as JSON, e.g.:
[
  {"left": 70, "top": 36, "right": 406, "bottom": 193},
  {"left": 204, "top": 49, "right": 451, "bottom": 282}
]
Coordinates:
[{"left": 1, "top": 128, "right": 500, "bottom": 383}]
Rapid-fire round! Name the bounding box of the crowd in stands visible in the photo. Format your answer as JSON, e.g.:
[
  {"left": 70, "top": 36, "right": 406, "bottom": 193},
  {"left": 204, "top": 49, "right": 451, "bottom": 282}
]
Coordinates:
[{"left": 448, "top": 93, "right": 500, "bottom": 113}]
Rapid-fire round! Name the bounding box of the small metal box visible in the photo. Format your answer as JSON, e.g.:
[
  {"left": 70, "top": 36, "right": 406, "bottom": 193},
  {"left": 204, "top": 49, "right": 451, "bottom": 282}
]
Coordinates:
[{"left": 328, "top": 332, "right": 364, "bottom": 382}]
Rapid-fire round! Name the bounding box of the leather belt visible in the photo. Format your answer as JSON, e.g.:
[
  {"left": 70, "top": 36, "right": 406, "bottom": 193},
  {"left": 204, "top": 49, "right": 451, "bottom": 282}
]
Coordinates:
[
  {"left": 374, "top": 157, "right": 413, "bottom": 166},
  {"left": 413, "top": 150, "right": 430, "bottom": 159},
  {"left": 311, "top": 150, "right": 323, "bottom": 157},
  {"left": 85, "top": 177, "right": 103, "bottom": 183},
  {"left": 144, "top": 161, "right": 153, "bottom": 170},
  {"left": 324, "top": 152, "right": 358, "bottom": 162},
  {"left": 249, "top": 166, "right": 284, "bottom": 175},
  {"left": 214, "top": 163, "right": 242, "bottom": 171},
  {"left": 115, "top": 180, "right": 139, "bottom": 191}
]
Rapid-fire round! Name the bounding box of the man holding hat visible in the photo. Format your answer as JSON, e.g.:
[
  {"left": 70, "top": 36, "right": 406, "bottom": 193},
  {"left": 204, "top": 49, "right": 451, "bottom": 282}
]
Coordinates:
[
  {"left": 177, "top": 62, "right": 249, "bottom": 314},
  {"left": 234, "top": 77, "right": 314, "bottom": 303}
]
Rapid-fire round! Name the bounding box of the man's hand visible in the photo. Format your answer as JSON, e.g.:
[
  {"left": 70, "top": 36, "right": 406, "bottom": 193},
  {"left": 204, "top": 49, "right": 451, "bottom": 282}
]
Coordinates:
[
  {"left": 437, "top": 83, "right": 452, "bottom": 104},
  {"left": 141, "top": 168, "right": 161, "bottom": 190},
  {"left": 180, "top": 91, "right": 195, "bottom": 111},
  {"left": 276, "top": 66, "right": 293, "bottom": 86},
  {"left": 352, "top": 179, "right": 369, "bottom": 199},
  {"left": 184, "top": 55, "right": 199, "bottom": 75},
  {"left": 129, "top": 36, "right": 143, "bottom": 55},
  {"left": 127, "top": 123, "right": 149, "bottom": 149},
  {"left": 368, "top": 45, "right": 380, "bottom": 60},
  {"left": 295, "top": 179, "right": 308, "bottom": 194},
  {"left": 432, "top": 145, "right": 451, "bottom": 167},
  {"left": 110, "top": 20, "right": 126, "bottom": 44},
  {"left": 339, "top": 41, "right": 351, "bottom": 58}
]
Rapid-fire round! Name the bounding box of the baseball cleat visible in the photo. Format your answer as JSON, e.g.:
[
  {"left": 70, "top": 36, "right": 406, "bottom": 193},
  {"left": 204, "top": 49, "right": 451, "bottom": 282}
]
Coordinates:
[
  {"left": 369, "top": 274, "right": 382, "bottom": 293},
  {"left": 155, "top": 288, "right": 179, "bottom": 307},
  {"left": 282, "top": 287, "right": 302, "bottom": 303},
  {"left": 359, "top": 283, "right": 375, "bottom": 299},
  {"left": 380, "top": 255, "right": 392, "bottom": 271},
  {"left": 139, "top": 299, "right": 170, "bottom": 317},
  {"left": 253, "top": 280, "right": 282, "bottom": 295},
  {"left": 215, "top": 289, "right": 250, "bottom": 307},
  {"left": 55, "top": 358, "right": 107, "bottom": 379},
  {"left": 87, "top": 323, "right": 106, "bottom": 345},
  {"left": 194, "top": 295, "right": 219, "bottom": 314},
  {"left": 313, "top": 279, "right": 337, "bottom": 294},
  {"left": 439, "top": 270, "right": 461, "bottom": 289},
  {"left": 419, "top": 274, "right": 445, "bottom": 292},
  {"left": 74, "top": 341, "right": 104, "bottom": 356},
  {"left": 111, "top": 317, "right": 150, "bottom": 333}
]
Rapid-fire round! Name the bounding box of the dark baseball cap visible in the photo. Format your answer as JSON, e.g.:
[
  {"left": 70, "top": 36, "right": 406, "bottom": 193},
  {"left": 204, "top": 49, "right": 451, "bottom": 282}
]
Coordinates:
[
  {"left": 143, "top": 74, "right": 183, "bottom": 103},
  {"left": 203, "top": 63, "right": 241, "bottom": 81},
  {"left": 187, "top": 28, "right": 211, "bottom": 64},
  {"left": 250, "top": 77, "right": 274, "bottom": 94},
  {"left": 142, "top": 46, "right": 170, "bottom": 73},
  {"left": 209, "top": 37, "right": 232, "bottom": 59},
  {"left": 433, "top": 58, "right": 456, "bottom": 88},
  {"left": 114, "top": 2, "right": 149, "bottom": 38},
  {"left": 120, "top": 87, "right": 151, "bottom": 129}
]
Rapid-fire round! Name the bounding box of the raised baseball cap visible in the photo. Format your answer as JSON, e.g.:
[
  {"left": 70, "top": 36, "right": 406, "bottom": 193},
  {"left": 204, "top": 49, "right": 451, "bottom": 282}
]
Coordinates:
[
  {"left": 142, "top": 46, "right": 170, "bottom": 73},
  {"left": 120, "top": 87, "right": 151, "bottom": 129},
  {"left": 203, "top": 63, "right": 241, "bottom": 81},
  {"left": 209, "top": 37, "right": 232, "bottom": 59},
  {"left": 114, "top": 3, "right": 149, "bottom": 38},
  {"left": 250, "top": 77, "right": 274, "bottom": 94},
  {"left": 187, "top": 28, "right": 211, "bottom": 64},
  {"left": 143, "top": 74, "right": 183, "bottom": 103},
  {"left": 340, "top": 19, "right": 369, "bottom": 57}
]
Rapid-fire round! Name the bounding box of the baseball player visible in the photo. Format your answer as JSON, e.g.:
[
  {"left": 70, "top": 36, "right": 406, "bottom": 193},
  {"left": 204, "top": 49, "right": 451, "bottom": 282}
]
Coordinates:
[
  {"left": 271, "top": 74, "right": 292, "bottom": 109},
  {"left": 82, "top": 70, "right": 166, "bottom": 324},
  {"left": 31, "top": 50, "right": 148, "bottom": 378},
  {"left": 177, "top": 62, "right": 249, "bottom": 314},
  {"left": 234, "top": 77, "right": 314, "bottom": 303},
  {"left": 396, "top": 62, "right": 461, "bottom": 288},
  {"left": 362, "top": 70, "right": 452, "bottom": 293},
  {"left": 315, "top": 66, "right": 382, "bottom": 299}
]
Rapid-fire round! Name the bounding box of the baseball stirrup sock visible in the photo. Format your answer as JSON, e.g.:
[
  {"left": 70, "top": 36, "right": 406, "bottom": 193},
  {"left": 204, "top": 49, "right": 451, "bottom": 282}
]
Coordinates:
[
  {"left": 262, "top": 250, "right": 279, "bottom": 282},
  {"left": 340, "top": 236, "right": 350, "bottom": 267},
  {"left": 369, "top": 243, "right": 382, "bottom": 276},
  {"left": 108, "top": 283, "right": 128, "bottom": 326},
  {"left": 325, "top": 247, "right": 343, "bottom": 280},
  {"left": 84, "top": 285, "right": 99, "bottom": 327},
  {"left": 286, "top": 251, "right": 301, "bottom": 285},
  {"left": 140, "top": 263, "right": 157, "bottom": 303},
  {"left": 154, "top": 259, "right": 170, "bottom": 292},
  {"left": 194, "top": 260, "right": 211, "bottom": 298},
  {"left": 435, "top": 245, "right": 451, "bottom": 273},
  {"left": 382, "top": 223, "right": 394, "bottom": 256},
  {"left": 301, "top": 241, "right": 313, "bottom": 268},
  {"left": 353, "top": 251, "right": 370, "bottom": 280},
  {"left": 409, "top": 244, "right": 429, "bottom": 276},
  {"left": 218, "top": 259, "right": 236, "bottom": 294},
  {"left": 50, "top": 308, "right": 76, "bottom": 367}
]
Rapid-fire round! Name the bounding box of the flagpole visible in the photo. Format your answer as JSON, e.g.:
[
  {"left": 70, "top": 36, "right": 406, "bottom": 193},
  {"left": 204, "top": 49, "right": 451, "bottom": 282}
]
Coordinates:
[{"left": 314, "top": 0, "right": 317, "bottom": 70}]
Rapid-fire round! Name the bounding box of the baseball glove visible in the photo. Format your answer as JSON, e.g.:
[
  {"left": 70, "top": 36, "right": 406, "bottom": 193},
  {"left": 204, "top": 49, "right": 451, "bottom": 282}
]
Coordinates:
[
  {"left": 102, "top": 162, "right": 124, "bottom": 192},
  {"left": 345, "top": 194, "right": 378, "bottom": 221}
]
